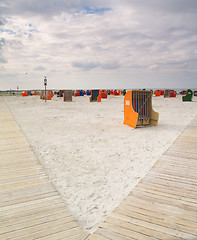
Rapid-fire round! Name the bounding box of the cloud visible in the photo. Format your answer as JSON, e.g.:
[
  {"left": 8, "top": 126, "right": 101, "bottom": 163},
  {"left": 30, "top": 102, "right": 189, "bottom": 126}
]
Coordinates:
[
  {"left": 72, "top": 61, "right": 98, "bottom": 70},
  {"left": 0, "top": 17, "right": 7, "bottom": 25},
  {"left": 84, "top": 7, "right": 111, "bottom": 15},
  {"left": 0, "top": 38, "right": 6, "bottom": 48},
  {"left": 101, "top": 62, "right": 120, "bottom": 70},
  {"left": 0, "top": 0, "right": 112, "bottom": 18},
  {"left": 34, "top": 66, "right": 46, "bottom": 71},
  {"left": 116, "top": 0, "right": 197, "bottom": 14},
  {"left": 0, "top": 38, "right": 7, "bottom": 63},
  {"left": 0, "top": 28, "right": 16, "bottom": 34},
  {"left": 0, "top": 0, "right": 197, "bottom": 89},
  {"left": 72, "top": 61, "right": 120, "bottom": 70},
  {"left": 147, "top": 64, "right": 162, "bottom": 71},
  {"left": 0, "top": 57, "right": 7, "bottom": 63}
]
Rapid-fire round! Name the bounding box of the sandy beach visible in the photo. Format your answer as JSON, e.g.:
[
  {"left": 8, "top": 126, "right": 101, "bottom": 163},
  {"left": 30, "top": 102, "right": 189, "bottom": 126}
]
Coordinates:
[{"left": 4, "top": 94, "right": 197, "bottom": 233}]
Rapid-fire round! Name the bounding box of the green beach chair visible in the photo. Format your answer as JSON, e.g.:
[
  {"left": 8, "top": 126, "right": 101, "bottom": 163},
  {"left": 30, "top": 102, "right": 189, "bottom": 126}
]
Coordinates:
[{"left": 182, "top": 89, "right": 193, "bottom": 102}]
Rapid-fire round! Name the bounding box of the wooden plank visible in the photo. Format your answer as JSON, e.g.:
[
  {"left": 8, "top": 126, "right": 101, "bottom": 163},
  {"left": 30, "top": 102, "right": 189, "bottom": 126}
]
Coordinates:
[
  {"left": 153, "top": 166, "right": 197, "bottom": 175},
  {"left": 135, "top": 185, "right": 197, "bottom": 205},
  {"left": 0, "top": 133, "right": 25, "bottom": 140},
  {"left": 125, "top": 195, "right": 197, "bottom": 223},
  {"left": 0, "top": 137, "right": 28, "bottom": 144},
  {"left": 0, "top": 158, "right": 38, "bottom": 167},
  {"left": 0, "top": 170, "right": 46, "bottom": 183},
  {"left": 1, "top": 195, "right": 62, "bottom": 212},
  {"left": 154, "top": 161, "right": 197, "bottom": 172},
  {"left": 148, "top": 171, "right": 197, "bottom": 186},
  {"left": 152, "top": 164, "right": 197, "bottom": 176},
  {"left": 102, "top": 216, "right": 179, "bottom": 240},
  {"left": 173, "top": 137, "right": 197, "bottom": 144},
  {"left": 0, "top": 202, "right": 68, "bottom": 222},
  {"left": 0, "top": 131, "right": 25, "bottom": 138},
  {"left": 35, "top": 225, "right": 83, "bottom": 240},
  {"left": 171, "top": 144, "right": 197, "bottom": 151},
  {"left": 129, "top": 189, "right": 197, "bottom": 215},
  {"left": 164, "top": 150, "right": 197, "bottom": 160},
  {"left": 0, "top": 162, "right": 42, "bottom": 171},
  {"left": 179, "top": 133, "right": 197, "bottom": 139},
  {"left": 66, "top": 234, "right": 90, "bottom": 240},
  {"left": 155, "top": 155, "right": 197, "bottom": 168},
  {"left": 0, "top": 177, "right": 50, "bottom": 193},
  {"left": 100, "top": 221, "right": 165, "bottom": 240},
  {"left": 1, "top": 197, "right": 64, "bottom": 217},
  {"left": 0, "top": 210, "right": 74, "bottom": 236},
  {"left": 118, "top": 201, "right": 197, "bottom": 233},
  {"left": 0, "top": 128, "right": 22, "bottom": 134},
  {"left": 0, "top": 137, "right": 27, "bottom": 144},
  {"left": 0, "top": 205, "right": 71, "bottom": 228},
  {"left": 137, "top": 181, "right": 197, "bottom": 199},
  {"left": 155, "top": 158, "right": 197, "bottom": 172},
  {"left": 0, "top": 212, "right": 74, "bottom": 235},
  {"left": 159, "top": 153, "right": 197, "bottom": 163},
  {"left": 38, "top": 228, "right": 87, "bottom": 240},
  {"left": 92, "top": 228, "right": 136, "bottom": 240},
  {"left": 0, "top": 191, "right": 57, "bottom": 208},
  {"left": 88, "top": 234, "right": 110, "bottom": 240},
  {"left": 0, "top": 219, "right": 79, "bottom": 239},
  {"left": 0, "top": 164, "right": 43, "bottom": 176},
  {"left": 0, "top": 150, "right": 37, "bottom": 161},
  {"left": 0, "top": 143, "right": 30, "bottom": 151},
  {"left": 0, "top": 183, "right": 56, "bottom": 204},
  {"left": 0, "top": 122, "right": 20, "bottom": 128},
  {"left": 110, "top": 211, "right": 196, "bottom": 239},
  {"left": 168, "top": 146, "right": 197, "bottom": 154},
  {"left": 131, "top": 188, "right": 197, "bottom": 212},
  {"left": 150, "top": 168, "right": 197, "bottom": 181},
  {"left": 172, "top": 139, "right": 197, "bottom": 145},
  {"left": 66, "top": 235, "right": 88, "bottom": 240},
  {"left": 140, "top": 177, "right": 197, "bottom": 194}
]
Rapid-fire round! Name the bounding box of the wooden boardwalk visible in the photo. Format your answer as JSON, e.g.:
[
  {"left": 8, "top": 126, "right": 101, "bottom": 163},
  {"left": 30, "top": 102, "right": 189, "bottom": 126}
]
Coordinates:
[
  {"left": 0, "top": 100, "right": 89, "bottom": 240},
  {"left": 89, "top": 116, "right": 197, "bottom": 240}
]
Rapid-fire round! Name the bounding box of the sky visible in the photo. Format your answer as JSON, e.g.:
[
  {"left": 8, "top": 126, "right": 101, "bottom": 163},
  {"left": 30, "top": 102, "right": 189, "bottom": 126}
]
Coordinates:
[{"left": 0, "top": 0, "right": 197, "bottom": 90}]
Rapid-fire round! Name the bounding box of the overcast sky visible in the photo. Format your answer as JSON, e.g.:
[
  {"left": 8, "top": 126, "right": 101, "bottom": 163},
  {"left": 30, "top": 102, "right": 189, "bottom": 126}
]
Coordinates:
[{"left": 0, "top": 0, "right": 197, "bottom": 90}]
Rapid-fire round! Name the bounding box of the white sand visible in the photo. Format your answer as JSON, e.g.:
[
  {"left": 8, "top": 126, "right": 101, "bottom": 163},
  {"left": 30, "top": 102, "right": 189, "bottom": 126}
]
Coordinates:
[{"left": 4, "top": 94, "right": 197, "bottom": 232}]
